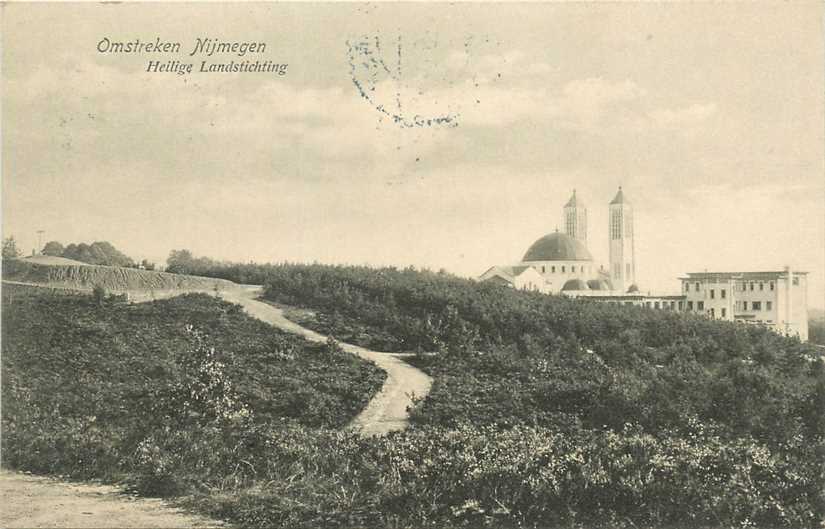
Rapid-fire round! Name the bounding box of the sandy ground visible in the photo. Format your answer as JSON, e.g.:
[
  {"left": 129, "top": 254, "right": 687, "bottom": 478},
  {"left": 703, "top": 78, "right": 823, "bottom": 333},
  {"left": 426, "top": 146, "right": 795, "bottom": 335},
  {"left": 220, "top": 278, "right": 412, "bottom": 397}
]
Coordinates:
[
  {"left": 220, "top": 286, "right": 433, "bottom": 436},
  {"left": 0, "top": 471, "right": 225, "bottom": 528}
]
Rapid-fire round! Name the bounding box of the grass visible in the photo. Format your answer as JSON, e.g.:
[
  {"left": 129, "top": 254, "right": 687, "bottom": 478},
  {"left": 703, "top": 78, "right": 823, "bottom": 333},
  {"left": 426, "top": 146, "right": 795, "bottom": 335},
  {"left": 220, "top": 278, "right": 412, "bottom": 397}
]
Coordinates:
[{"left": 2, "top": 285, "right": 385, "bottom": 483}]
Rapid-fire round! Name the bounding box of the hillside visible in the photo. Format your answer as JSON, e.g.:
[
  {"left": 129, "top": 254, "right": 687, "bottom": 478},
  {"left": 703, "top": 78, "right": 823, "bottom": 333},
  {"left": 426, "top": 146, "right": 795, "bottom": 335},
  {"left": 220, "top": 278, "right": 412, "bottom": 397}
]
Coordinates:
[{"left": 3, "top": 259, "right": 236, "bottom": 298}]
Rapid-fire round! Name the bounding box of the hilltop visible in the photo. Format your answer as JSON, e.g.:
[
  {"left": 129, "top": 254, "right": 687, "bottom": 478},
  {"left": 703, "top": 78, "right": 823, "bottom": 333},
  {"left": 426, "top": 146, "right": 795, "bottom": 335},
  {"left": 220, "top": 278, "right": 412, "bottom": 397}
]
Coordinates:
[{"left": 3, "top": 258, "right": 236, "bottom": 300}]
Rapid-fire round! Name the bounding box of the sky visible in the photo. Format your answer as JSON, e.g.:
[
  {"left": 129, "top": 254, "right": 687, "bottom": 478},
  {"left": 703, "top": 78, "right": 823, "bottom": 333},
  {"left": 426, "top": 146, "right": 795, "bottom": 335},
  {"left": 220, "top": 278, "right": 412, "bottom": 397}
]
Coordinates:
[{"left": 3, "top": 3, "right": 824, "bottom": 307}]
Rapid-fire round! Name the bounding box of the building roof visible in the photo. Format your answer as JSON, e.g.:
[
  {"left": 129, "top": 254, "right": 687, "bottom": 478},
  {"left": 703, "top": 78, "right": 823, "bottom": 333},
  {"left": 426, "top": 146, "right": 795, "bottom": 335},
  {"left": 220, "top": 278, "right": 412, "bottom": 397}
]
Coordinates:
[
  {"left": 587, "top": 279, "right": 611, "bottom": 291},
  {"left": 610, "top": 186, "right": 628, "bottom": 205},
  {"left": 480, "top": 265, "right": 536, "bottom": 282},
  {"left": 680, "top": 270, "right": 808, "bottom": 281},
  {"left": 564, "top": 189, "right": 583, "bottom": 208},
  {"left": 562, "top": 278, "right": 590, "bottom": 291},
  {"left": 522, "top": 232, "right": 593, "bottom": 262}
]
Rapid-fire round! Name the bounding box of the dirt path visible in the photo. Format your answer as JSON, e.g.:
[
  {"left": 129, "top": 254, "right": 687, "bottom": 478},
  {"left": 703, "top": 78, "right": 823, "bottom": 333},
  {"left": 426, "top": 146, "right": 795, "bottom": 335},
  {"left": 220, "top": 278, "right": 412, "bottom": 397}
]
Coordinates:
[
  {"left": 0, "top": 470, "right": 223, "bottom": 528},
  {"left": 1, "top": 283, "right": 433, "bottom": 528},
  {"left": 220, "top": 286, "right": 433, "bottom": 436}
]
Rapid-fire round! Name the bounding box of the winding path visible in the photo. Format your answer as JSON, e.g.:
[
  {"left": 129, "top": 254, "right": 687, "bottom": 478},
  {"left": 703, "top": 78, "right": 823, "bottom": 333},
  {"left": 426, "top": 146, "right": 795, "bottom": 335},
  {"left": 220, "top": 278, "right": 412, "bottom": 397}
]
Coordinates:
[
  {"left": 220, "top": 286, "right": 433, "bottom": 436},
  {"left": 1, "top": 282, "right": 432, "bottom": 528}
]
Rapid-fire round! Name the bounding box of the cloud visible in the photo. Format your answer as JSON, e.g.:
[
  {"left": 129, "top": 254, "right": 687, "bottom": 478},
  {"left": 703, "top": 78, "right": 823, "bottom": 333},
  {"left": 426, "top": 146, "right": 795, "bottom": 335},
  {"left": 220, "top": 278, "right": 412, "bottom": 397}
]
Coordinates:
[{"left": 648, "top": 102, "right": 718, "bottom": 128}]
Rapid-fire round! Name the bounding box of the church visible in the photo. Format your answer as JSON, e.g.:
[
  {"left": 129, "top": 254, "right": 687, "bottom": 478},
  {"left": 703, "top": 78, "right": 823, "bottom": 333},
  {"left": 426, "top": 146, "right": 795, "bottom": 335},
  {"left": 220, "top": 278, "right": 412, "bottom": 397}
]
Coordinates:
[
  {"left": 480, "top": 187, "right": 638, "bottom": 295},
  {"left": 479, "top": 188, "right": 810, "bottom": 341}
]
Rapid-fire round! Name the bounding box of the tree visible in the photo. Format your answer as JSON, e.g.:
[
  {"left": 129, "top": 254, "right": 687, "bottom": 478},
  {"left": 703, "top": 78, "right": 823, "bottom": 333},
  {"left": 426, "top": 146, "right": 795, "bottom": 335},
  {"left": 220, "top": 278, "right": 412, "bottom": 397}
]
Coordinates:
[
  {"left": 2, "top": 236, "right": 21, "bottom": 259},
  {"left": 42, "top": 241, "right": 65, "bottom": 256},
  {"left": 166, "top": 249, "right": 195, "bottom": 274}
]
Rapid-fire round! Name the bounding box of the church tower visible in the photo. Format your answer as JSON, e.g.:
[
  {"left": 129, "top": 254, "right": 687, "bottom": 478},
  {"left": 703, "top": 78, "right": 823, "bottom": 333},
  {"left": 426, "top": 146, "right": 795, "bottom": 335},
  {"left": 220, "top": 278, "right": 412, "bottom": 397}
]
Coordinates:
[
  {"left": 563, "top": 189, "right": 587, "bottom": 247},
  {"left": 608, "top": 186, "right": 636, "bottom": 292}
]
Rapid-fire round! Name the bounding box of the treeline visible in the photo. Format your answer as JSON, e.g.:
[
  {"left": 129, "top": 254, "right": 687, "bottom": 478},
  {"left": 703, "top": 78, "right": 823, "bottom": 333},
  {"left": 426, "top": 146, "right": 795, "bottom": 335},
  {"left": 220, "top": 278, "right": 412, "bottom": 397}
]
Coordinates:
[{"left": 41, "top": 240, "right": 147, "bottom": 268}]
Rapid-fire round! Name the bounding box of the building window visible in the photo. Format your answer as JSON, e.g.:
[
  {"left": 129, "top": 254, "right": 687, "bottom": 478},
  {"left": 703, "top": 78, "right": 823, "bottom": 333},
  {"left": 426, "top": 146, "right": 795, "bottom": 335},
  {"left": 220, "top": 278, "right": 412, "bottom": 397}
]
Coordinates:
[
  {"left": 710, "top": 308, "right": 715, "bottom": 318},
  {"left": 678, "top": 301, "right": 684, "bottom": 310},
  {"left": 611, "top": 211, "right": 622, "bottom": 240},
  {"left": 571, "top": 266, "right": 576, "bottom": 273},
  {"left": 687, "top": 301, "right": 693, "bottom": 310},
  {"left": 695, "top": 282, "right": 700, "bottom": 291},
  {"left": 721, "top": 308, "right": 726, "bottom": 318},
  {"left": 759, "top": 282, "right": 764, "bottom": 291},
  {"left": 749, "top": 282, "right": 754, "bottom": 291},
  {"left": 770, "top": 282, "right": 774, "bottom": 291},
  {"left": 562, "top": 266, "right": 566, "bottom": 273},
  {"left": 752, "top": 301, "right": 761, "bottom": 311},
  {"left": 685, "top": 283, "right": 690, "bottom": 292},
  {"left": 710, "top": 289, "right": 715, "bottom": 299},
  {"left": 654, "top": 301, "right": 660, "bottom": 309},
  {"left": 766, "top": 301, "right": 772, "bottom": 311},
  {"left": 742, "top": 301, "right": 748, "bottom": 311},
  {"left": 721, "top": 289, "right": 726, "bottom": 299},
  {"left": 697, "top": 301, "right": 704, "bottom": 311},
  {"left": 542, "top": 266, "right": 546, "bottom": 273},
  {"left": 793, "top": 277, "right": 800, "bottom": 286},
  {"left": 671, "top": 301, "right": 676, "bottom": 310},
  {"left": 551, "top": 266, "right": 556, "bottom": 273}
]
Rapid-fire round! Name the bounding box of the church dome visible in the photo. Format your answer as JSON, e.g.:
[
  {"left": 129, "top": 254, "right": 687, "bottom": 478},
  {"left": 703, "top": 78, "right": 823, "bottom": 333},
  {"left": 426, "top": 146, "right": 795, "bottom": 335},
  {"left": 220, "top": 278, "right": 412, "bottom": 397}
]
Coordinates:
[
  {"left": 587, "top": 279, "right": 611, "bottom": 291},
  {"left": 562, "top": 279, "right": 590, "bottom": 291},
  {"left": 522, "top": 232, "right": 593, "bottom": 262}
]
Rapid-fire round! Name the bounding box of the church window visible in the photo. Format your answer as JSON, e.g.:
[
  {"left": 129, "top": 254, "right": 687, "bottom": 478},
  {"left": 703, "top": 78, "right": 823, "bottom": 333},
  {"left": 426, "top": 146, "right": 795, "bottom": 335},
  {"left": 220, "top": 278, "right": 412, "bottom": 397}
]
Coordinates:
[
  {"left": 766, "top": 301, "right": 772, "bottom": 311},
  {"left": 721, "top": 289, "right": 726, "bottom": 299},
  {"left": 610, "top": 212, "right": 622, "bottom": 240}
]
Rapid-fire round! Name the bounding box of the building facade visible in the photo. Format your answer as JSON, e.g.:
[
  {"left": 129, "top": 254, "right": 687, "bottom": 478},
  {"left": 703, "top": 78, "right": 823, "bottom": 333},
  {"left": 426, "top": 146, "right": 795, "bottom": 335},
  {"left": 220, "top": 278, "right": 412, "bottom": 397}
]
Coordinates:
[{"left": 680, "top": 270, "right": 808, "bottom": 341}]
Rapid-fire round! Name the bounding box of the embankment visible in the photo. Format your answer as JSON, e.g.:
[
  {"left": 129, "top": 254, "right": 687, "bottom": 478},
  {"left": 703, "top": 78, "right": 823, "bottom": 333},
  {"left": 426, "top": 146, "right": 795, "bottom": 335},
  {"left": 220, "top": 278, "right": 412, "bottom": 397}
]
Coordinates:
[{"left": 3, "top": 259, "right": 236, "bottom": 299}]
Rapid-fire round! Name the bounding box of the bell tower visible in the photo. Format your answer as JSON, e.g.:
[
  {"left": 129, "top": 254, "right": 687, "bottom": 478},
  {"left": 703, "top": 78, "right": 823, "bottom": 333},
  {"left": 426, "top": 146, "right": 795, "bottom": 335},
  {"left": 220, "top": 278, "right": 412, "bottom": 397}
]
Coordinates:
[
  {"left": 608, "top": 186, "right": 635, "bottom": 292},
  {"left": 563, "top": 189, "right": 587, "bottom": 247}
]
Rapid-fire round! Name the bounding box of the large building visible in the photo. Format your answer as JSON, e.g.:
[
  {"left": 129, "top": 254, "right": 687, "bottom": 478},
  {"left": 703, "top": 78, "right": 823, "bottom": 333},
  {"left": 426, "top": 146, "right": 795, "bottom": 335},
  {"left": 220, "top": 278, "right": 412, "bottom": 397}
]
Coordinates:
[
  {"left": 480, "top": 188, "right": 634, "bottom": 295},
  {"left": 679, "top": 270, "right": 808, "bottom": 341},
  {"left": 480, "top": 188, "right": 810, "bottom": 341}
]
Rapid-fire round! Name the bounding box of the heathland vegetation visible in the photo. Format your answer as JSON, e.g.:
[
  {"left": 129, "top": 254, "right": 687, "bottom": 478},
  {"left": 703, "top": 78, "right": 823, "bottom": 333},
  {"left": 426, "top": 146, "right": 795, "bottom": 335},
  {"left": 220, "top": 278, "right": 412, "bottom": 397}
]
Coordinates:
[
  {"left": 3, "top": 259, "right": 824, "bottom": 528},
  {"left": 173, "top": 260, "right": 825, "bottom": 527}
]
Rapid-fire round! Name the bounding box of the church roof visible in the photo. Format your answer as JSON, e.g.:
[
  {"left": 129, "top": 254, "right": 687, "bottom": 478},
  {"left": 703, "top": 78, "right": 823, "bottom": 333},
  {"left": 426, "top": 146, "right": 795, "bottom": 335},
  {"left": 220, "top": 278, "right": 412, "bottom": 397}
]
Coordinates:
[
  {"left": 564, "top": 190, "right": 583, "bottom": 208},
  {"left": 610, "top": 186, "right": 629, "bottom": 205},
  {"left": 562, "top": 278, "right": 590, "bottom": 291},
  {"left": 587, "top": 279, "right": 611, "bottom": 291},
  {"left": 522, "top": 232, "right": 593, "bottom": 262}
]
